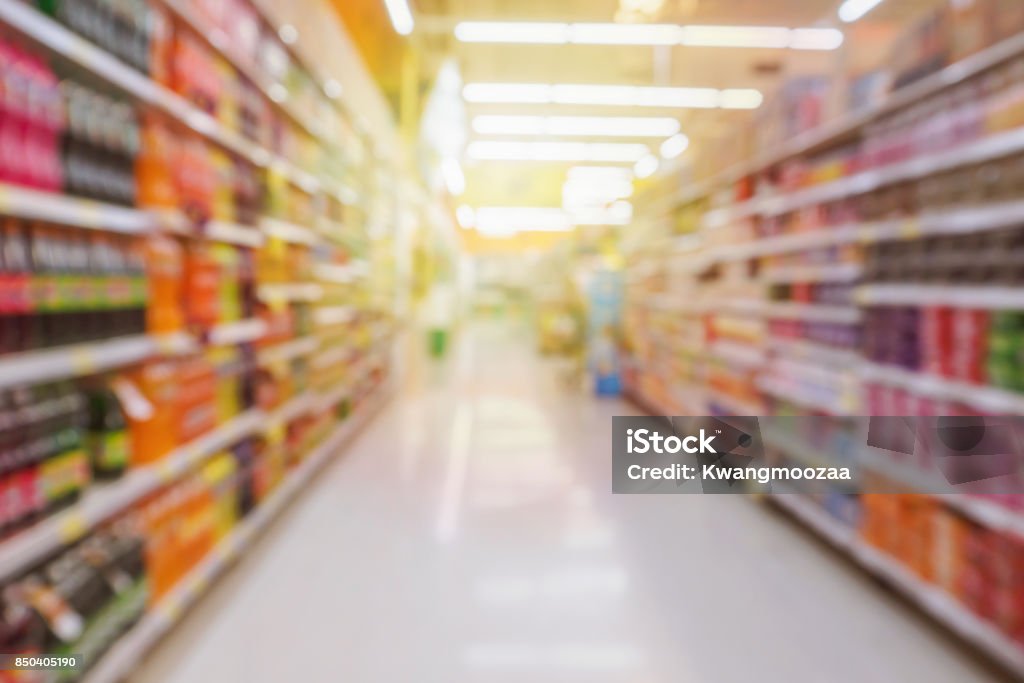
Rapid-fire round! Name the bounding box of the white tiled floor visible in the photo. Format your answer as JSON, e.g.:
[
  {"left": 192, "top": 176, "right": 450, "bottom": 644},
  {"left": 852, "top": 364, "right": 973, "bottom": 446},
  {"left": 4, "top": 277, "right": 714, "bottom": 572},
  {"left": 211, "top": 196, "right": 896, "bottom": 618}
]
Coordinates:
[{"left": 132, "top": 321, "right": 1007, "bottom": 683}]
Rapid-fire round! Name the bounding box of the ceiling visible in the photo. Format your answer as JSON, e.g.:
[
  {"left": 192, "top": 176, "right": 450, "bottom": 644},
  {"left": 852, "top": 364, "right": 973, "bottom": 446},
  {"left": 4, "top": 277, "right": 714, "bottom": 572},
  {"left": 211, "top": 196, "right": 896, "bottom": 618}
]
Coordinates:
[{"left": 329, "top": 0, "right": 946, "bottom": 249}]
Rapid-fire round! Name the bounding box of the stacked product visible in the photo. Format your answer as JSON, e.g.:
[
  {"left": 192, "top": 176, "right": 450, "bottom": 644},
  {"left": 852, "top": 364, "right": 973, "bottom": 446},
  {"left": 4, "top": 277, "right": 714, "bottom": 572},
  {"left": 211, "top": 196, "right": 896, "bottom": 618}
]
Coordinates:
[
  {"left": 623, "top": 9, "right": 1024, "bottom": 675},
  {"left": 0, "top": 0, "right": 397, "bottom": 680}
]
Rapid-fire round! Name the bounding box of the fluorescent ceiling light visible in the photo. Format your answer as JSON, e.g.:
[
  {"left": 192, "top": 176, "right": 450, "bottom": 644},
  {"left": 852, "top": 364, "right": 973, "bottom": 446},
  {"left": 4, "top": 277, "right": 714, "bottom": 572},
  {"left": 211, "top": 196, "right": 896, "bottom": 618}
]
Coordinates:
[
  {"left": 455, "top": 21, "right": 568, "bottom": 43},
  {"left": 472, "top": 115, "right": 681, "bottom": 137},
  {"left": 679, "top": 25, "right": 790, "bottom": 48},
  {"left": 441, "top": 158, "right": 465, "bottom": 196},
  {"left": 634, "top": 154, "right": 659, "bottom": 178},
  {"left": 475, "top": 207, "right": 573, "bottom": 233},
  {"left": 838, "top": 0, "right": 885, "bottom": 23},
  {"left": 567, "top": 23, "right": 681, "bottom": 45},
  {"left": 563, "top": 180, "right": 634, "bottom": 208},
  {"left": 463, "top": 83, "right": 758, "bottom": 109},
  {"left": 719, "top": 88, "right": 763, "bottom": 109},
  {"left": 383, "top": 0, "right": 414, "bottom": 35},
  {"left": 463, "top": 83, "right": 550, "bottom": 103},
  {"left": 467, "top": 141, "right": 650, "bottom": 162},
  {"left": 553, "top": 84, "right": 719, "bottom": 108},
  {"left": 472, "top": 115, "right": 545, "bottom": 135},
  {"left": 454, "top": 22, "right": 842, "bottom": 50},
  {"left": 567, "top": 166, "right": 634, "bottom": 181},
  {"left": 468, "top": 205, "right": 633, "bottom": 235},
  {"left": 571, "top": 201, "right": 633, "bottom": 225},
  {"left": 660, "top": 133, "right": 689, "bottom": 159}
]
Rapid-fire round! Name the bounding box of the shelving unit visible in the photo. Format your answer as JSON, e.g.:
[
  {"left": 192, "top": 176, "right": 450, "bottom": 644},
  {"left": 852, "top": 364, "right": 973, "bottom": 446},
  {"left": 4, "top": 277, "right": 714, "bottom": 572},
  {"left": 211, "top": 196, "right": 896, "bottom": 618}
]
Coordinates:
[
  {"left": 0, "top": 0, "right": 402, "bottom": 679},
  {"left": 81, "top": 382, "right": 392, "bottom": 683},
  {"left": 624, "top": 24, "right": 1024, "bottom": 675},
  {"left": 773, "top": 493, "right": 1024, "bottom": 678}
]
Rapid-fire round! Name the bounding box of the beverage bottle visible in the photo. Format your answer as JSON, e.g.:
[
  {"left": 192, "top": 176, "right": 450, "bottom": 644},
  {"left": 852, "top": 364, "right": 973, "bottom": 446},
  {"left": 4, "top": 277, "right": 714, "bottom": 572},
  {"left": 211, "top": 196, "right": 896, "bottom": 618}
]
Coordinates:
[{"left": 85, "top": 387, "right": 128, "bottom": 479}]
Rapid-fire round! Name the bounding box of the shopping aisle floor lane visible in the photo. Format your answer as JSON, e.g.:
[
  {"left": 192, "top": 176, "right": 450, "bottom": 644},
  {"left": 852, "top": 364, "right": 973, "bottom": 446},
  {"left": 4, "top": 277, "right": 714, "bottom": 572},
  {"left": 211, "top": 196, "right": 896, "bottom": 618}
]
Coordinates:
[{"left": 132, "top": 321, "right": 1008, "bottom": 683}]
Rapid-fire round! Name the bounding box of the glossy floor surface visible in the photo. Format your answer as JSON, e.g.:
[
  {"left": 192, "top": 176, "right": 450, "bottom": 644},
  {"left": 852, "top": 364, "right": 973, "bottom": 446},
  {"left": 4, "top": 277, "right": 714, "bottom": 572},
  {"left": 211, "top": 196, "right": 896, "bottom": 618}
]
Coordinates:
[{"left": 132, "top": 321, "right": 1007, "bottom": 683}]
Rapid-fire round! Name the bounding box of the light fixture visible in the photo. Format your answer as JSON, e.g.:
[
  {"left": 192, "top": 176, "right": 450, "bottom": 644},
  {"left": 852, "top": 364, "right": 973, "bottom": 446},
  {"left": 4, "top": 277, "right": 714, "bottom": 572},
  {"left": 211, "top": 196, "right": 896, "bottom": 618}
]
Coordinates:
[
  {"left": 463, "top": 83, "right": 761, "bottom": 110},
  {"left": 453, "top": 22, "right": 843, "bottom": 50},
  {"left": 471, "top": 115, "right": 546, "bottom": 135},
  {"left": 466, "top": 205, "right": 634, "bottom": 235},
  {"left": 660, "top": 133, "right": 689, "bottom": 159},
  {"left": 567, "top": 166, "right": 634, "bottom": 182},
  {"left": 571, "top": 201, "right": 633, "bottom": 225},
  {"left": 278, "top": 24, "right": 298, "bottom": 45},
  {"left": 471, "top": 115, "right": 681, "bottom": 137},
  {"left": 467, "top": 141, "right": 650, "bottom": 163},
  {"left": 679, "top": 25, "right": 789, "bottom": 48},
  {"left": 455, "top": 21, "right": 568, "bottom": 44},
  {"left": 567, "top": 23, "right": 681, "bottom": 45},
  {"left": 441, "top": 158, "right": 465, "bottom": 196},
  {"left": 456, "top": 205, "right": 475, "bottom": 228},
  {"left": 634, "top": 154, "right": 659, "bottom": 178},
  {"left": 563, "top": 178, "right": 634, "bottom": 207},
  {"left": 475, "top": 207, "right": 573, "bottom": 233},
  {"left": 838, "top": 0, "right": 885, "bottom": 23},
  {"left": 383, "top": 0, "right": 414, "bottom": 35},
  {"left": 719, "top": 89, "right": 764, "bottom": 109}
]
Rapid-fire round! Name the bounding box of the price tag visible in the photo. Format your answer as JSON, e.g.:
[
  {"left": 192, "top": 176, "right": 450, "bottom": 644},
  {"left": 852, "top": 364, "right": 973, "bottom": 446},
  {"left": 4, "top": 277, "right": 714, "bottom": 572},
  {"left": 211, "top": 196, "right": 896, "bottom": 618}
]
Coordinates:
[
  {"left": 159, "top": 599, "right": 183, "bottom": 623},
  {"left": 268, "top": 293, "right": 287, "bottom": 313},
  {"left": 69, "top": 349, "right": 97, "bottom": 375},
  {"left": 191, "top": 573, "right": 210, "bottom": 594},
  {"left": 266, "top": 422, "right": 285, "bottom": 442},
  {"left": 858, "top": 225, "right": 876, "bottom": 244},
  {"left": 78, "top": 201, "right": 102, "bottom": 228},
  {"left": 156, "top": 460, "right": 178, "bottom": 484},
  {"left": 57, "top": 514, "right": 88, "bottom": 544},
  {"left": 0, "top": 185, "right": 11, "bottom": 213},
  {"left": 155, "top": 334, "right": 181, "bottom": 355},
  {"left": 898, "top": 218, "right": 921, "bottom": 239}
]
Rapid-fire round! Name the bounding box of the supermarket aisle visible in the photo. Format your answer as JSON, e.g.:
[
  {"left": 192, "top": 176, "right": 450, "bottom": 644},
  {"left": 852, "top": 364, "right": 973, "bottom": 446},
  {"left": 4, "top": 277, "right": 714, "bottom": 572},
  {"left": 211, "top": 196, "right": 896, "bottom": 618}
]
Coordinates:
[{"left": 132, "top": 321, "right": 1005, "bottom": 683}]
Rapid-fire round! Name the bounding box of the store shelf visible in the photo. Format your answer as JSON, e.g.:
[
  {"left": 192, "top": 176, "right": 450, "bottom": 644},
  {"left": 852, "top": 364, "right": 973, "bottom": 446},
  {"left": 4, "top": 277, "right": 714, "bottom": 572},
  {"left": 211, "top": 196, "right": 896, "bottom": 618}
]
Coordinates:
[
  {"left": 762, "top": 428, "right": 842, "bottom": 470},
  {"left": 314, "top": 306, "right": 357, "bottom": 327},
  {"left": 257, "top": 336, "right": 319, "bottom": 366},
  {"left": 81, "top": 382, "right": 392, "bottom": 683},
  {"left": 858, "top": 360, "right": 1024, "bottom": 414},
  {"left": 314, "top": 262, "right": 365, "bottom": 284},
  {"left": 0, "top": 409, "right": 265, "bottom": 583},
  {"left": 0, "top": 182, "right": 163, "bottom": 233},
  {"left": 256, "top": 283, "right": 325, "bottom": 303},
  {"left": 157, "top": 0, "right": 330, "bottom": 143},
  {"left": 207, "top": 319, "right": 268, "bottom": 346},
  {"left": 204, "top": 221, "right": 266, "bottom": 248},
  {"left": 263, "top": 392, "right": 318, "bottom": 428},
  {"left": 856, "top": 284, "right": 1024, "bottom": 310},
  {"left": 311, "top": 344, "right": 355, "bottom": 371},
  {"left": 260, "top": 217, "right": 322, "bottom": 246},
  {"left": 758, "top": 126, "right": 1024, "bottom": 219},
  {"left": 0, "top": 333, "right": 193, "bottom": 390},
  {"left": 757, "top": 377, "right": 857, "bottom": 417},
  {"left": 708, "top": 340, "right": 764, "bottom": 368},
  {"left": 0, "top": 1, "right": 318, "bottom": 193},
  {"left": 772, "top": 493, "right": 1024, "bottom": 678},
  {"left": 761, "top": 263, "right": 862, "bottom": 284},
  {"left": 761, "top": 305, "right": 864, "bottom": 325},
  {"left": 677, "top": 31, "right": 1024, "bottom": 223},
  {"left": 768, "top": 338, "right": 861, "bottom": 367}
]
